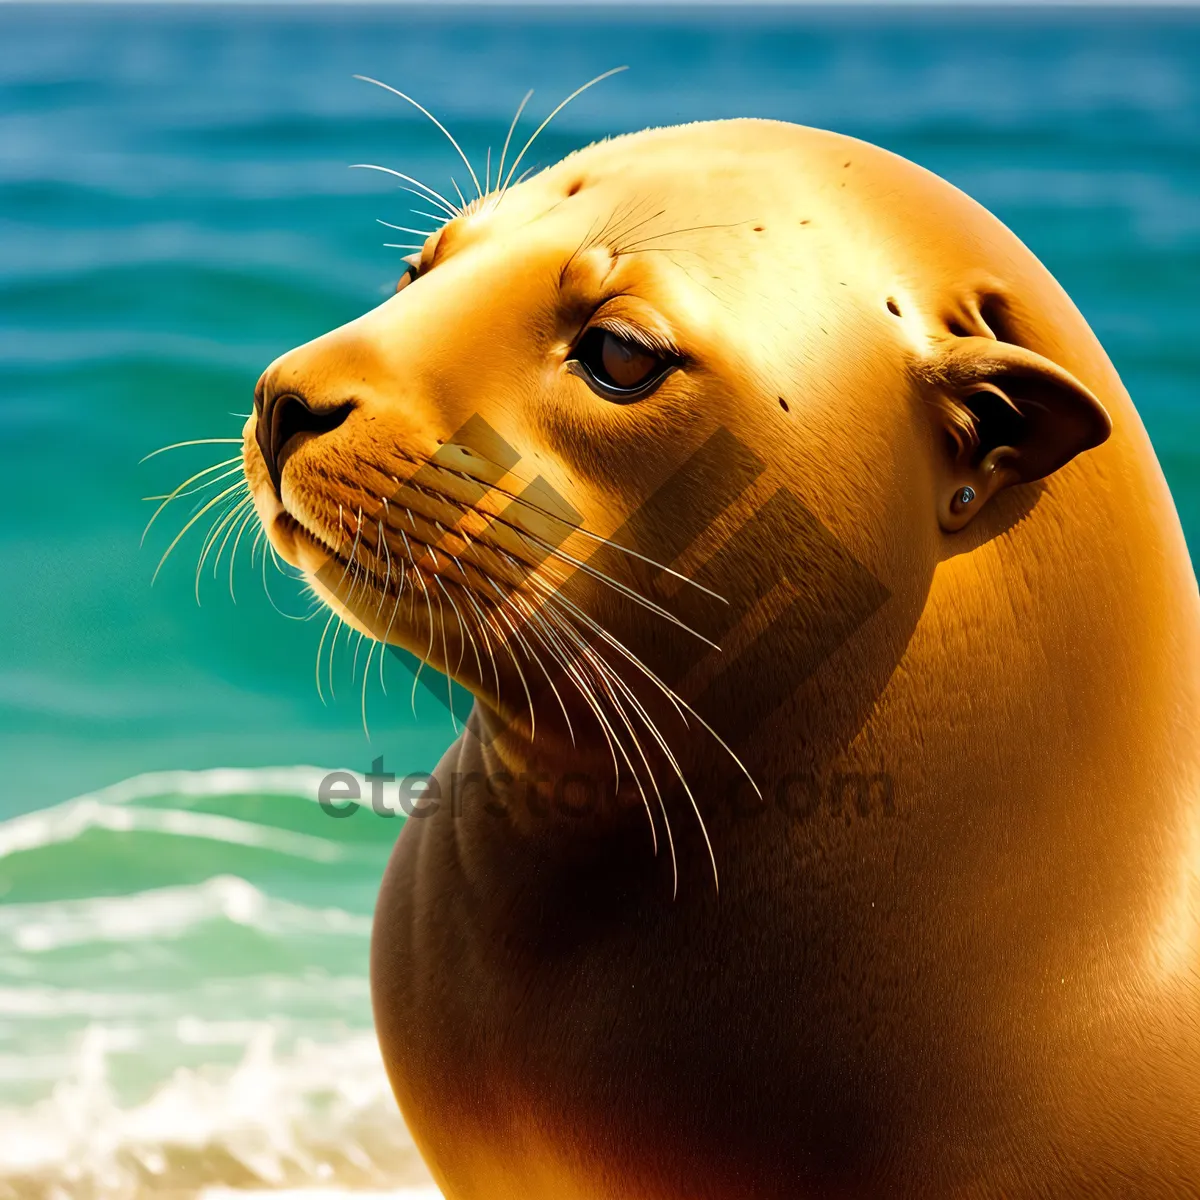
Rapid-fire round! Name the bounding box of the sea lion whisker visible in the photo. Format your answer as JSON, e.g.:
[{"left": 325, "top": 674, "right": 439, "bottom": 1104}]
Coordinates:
[
  {"left": 586, "top": 641, "right": 712, "bottom": 895},
  {"left": 139, "top": 437, "right": 242, "bottom": 464},
  {"left": 227, "top": 505, "right": 260, "bottom": 603},
  {"left": 486, "top": 580, "right": 582, "bottom": 746},
  {"left": 566, "top": 528, "right": 724, "bottom": 601},
  {"left": 327, "top": 609, "right": 346, "bottom": 702},
  {"left": 559, "top": 214, "right": 603, "bottom": 285},
  {"left": 495, "top": 88, "right": 533, "bottom": 202},
  {"left": 353, "top": 76, "right": 484, "bottom": 200},
  {"left": 508, "top": 526, "right": 720, "bottom": 648},
  {"left": 457, "top": 579, "right": 503, "bottom": 708},
  {"left": 529, "top": 570, "right": 752, "bottom": 799},
  {"left": 330, "top": 505, "right": 366, "bottom": 602},
  {"left": 141, "top": 456, "right": 241, "bottom": 539},
  {"left": 151, "top": 480, "right": 247, "bottom": 585},
  {"left": 514, "top": 598, "right": 654, "bottom": 830},
  {"left": 343, "top": 539, "right": 366, "bottom": 613},
  {"left": 376, "top": 217, "right": 440, "bottom": 235},
  {"left": 259, "top": 533, "right": 308, "bottom": 622},
  {"left": 477, "top": 582, "right": 554, "bottom": 736},
  {"left": 350, "top": 164, "right": 461, "bottom": 219},
  {"left": 191, "top": 489, "right": 244, "bottom": 577},
  {"left": 537, "top": 595, "right": 710, "bottom": 894},
  {"left": 210, "top": 495, "right": 255, "bottom": 580},
  {"left": 526, "top": 596, "right": 664, "bottom": 863},
  {"left": 408, "top": 564, "right": 441, "bottom": 721},
  {"left": 433, "top": 574, "right": 481, "bottom": 683},
  {"left": 395, "top": 184, "right": 459, "bottom": 221},
  {"left": 377, "top": 222, "right": 442, "bottom": 239},
  {"left": 535, "top": 602, "right": 675, "bottom": 864},
  {"left": 616, "top": 220, "right": 750, "bottom": 253},
  {"left": 513, "top": 590, "right": 624, "bottom": 767},
  {"left": 383, "top": 243, "right": 427, "bottom": 252},
  {"left": 140, "top": 457, "right": 242, "bottom": 535},
  {"left": 449, "top": 177, "right": 468, "bottom": 211},
  {"left": 360, "top": 639, "right": 377, "bottom": 741},
  {"left": 526, "top": 571, "right": 691, "bottom": 733},
  {"left": 210, "top": 506, "right": 256, "bottom": 603},
  {"left": 314, "top": 608, "right": 338, "bottom": 706},
  {"left": 469, "top": 584, "right": 536, "bottom": 737},
  {"left": 194, "top": 493, "right": 253, "bottom": 603},
  {"left": 499, "top": 586, "right": 582, "bottom": 750},
  {"left": 500, "top": 67, "right": 628, "bottom": 196},
  {"left": 583, "top": 199, "right": 634, "bottom": 253},
  {"left": 351, "top": 625, "right": 367, "bottom": 686},
  {"left": 362, "top": 515, "right": 382, "bottom": 596},
  {"left": 404, "top": 458, "right": 723, "bottom": 599},
  {"left": 378, "top": 569, "right": 406, "bottom": 697},
  {"left": 534, "top": 608, "right": 626, "bottom": 797},
  {"left": 603, "top": 205, "right": 670, "bottom": 254},
  {"left": 325, "top": 539, "right": 366, "bottom": 699},
  {"left": 196, "top": 485, "right": 250, "bottom": 559},
  {"left": 376, "top": 516, "right": 393, "bottom": 620}
]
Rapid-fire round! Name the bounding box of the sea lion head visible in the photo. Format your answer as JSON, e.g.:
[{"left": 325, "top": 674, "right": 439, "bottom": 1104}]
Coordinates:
[{"left": 243, "top": 118, "right": 1115, "bottom": 788}]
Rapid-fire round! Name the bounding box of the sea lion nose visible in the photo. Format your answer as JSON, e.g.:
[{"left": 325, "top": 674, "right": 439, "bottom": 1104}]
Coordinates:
[{"left": 253, "top": 376, "right": 353, "bottom": 494}]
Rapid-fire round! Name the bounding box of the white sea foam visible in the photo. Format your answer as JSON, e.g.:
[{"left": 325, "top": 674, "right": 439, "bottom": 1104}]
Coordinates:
[
  {"left": 25, "top": 766, "right": 363, "bottom": 812},
  {"left": 0, "top": 876, "right": 371, "bottom": 954},
  {"left": 0, "top": 1023, "right": 438, "bottom": 1199},
  {"left": 0, "top": 768, "right": 422, "bottom": 1198},
  {"left": 0, "top": 764, "right": 374, "bottom": 863},
  {"left": 0, "top": 797, "right": 348, "bottom": 862}
]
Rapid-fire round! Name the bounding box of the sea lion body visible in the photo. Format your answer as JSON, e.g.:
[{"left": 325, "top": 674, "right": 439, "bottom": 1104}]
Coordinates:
[{"left": 243, "top": 121, "right": 1200, "bottom": 1196}]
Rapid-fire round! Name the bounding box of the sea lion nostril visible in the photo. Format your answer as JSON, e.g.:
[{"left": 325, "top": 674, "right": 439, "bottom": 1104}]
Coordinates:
[
  {"left": 252, "top": 372, "right": 268, "bottom": 417},
  {"left": 255, "top": 389, "right": 353, "bottom": 493}
]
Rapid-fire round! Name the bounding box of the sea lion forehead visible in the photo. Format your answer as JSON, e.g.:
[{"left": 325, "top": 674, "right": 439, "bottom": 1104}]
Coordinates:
[
  {"left": 422, "top": 123, "right": 818, "bottom": 297},
  {"left": 468, "top": 118, "right": 910, "bottom": 293},
  {"left": 528, "top": 121, "right": 802, "bottom": 222},
  {"left": 539, "top": 119, "right": 871, "bottom": 209}
]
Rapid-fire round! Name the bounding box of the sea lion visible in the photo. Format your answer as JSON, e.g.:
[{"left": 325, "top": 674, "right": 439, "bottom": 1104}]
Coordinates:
[{"left": 242, "top": 119, "right": 1200, "bottom": 1197}]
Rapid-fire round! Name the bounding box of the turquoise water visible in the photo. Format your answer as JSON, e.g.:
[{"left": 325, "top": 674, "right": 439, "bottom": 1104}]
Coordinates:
[{"left": 1, "top": 4, "right": 1198, "bottom": 1195}]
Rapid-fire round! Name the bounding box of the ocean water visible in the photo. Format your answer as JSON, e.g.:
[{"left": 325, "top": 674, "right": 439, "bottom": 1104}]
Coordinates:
[{"left": 1, "top": 4, "right": 1198, "bottom": 1196}]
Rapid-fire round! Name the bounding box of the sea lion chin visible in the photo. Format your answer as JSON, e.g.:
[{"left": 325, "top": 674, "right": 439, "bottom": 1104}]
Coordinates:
[{"left": 241, "top": 119, "right": 1200, "bottom": 1197}]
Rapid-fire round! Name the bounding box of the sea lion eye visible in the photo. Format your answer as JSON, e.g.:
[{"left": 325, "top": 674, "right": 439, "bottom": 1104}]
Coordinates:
[
  {"left": 395, "top": 263, "right": 417, "bottom": 294},
  {"left": 569, "top": 326, "right": 676, "bottom": 402},
  {"left": 395, "top": 253, "right": 422, "bottom": 295}
]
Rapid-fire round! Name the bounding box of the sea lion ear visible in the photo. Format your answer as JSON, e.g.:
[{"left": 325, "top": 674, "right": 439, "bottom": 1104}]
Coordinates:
[{"left": 921, "top": 336, "right": 1112, "bottom": 532}]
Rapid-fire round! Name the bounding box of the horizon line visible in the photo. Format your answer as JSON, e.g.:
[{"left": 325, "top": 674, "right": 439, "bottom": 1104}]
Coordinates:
[{"left": 3, "top": 0, "right": 1199, "bottom": 8}]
